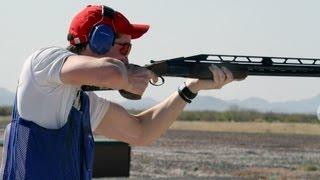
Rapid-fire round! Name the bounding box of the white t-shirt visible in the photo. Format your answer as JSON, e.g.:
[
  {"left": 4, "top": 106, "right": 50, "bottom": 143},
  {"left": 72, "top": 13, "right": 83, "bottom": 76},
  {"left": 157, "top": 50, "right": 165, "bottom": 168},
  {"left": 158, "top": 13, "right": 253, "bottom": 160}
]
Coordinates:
[
  {"left": 16, "top": 47, "right": 110, "bottom": 130},
  {"left": 0, "top": 47, "right": 111, "bottom": 176}
]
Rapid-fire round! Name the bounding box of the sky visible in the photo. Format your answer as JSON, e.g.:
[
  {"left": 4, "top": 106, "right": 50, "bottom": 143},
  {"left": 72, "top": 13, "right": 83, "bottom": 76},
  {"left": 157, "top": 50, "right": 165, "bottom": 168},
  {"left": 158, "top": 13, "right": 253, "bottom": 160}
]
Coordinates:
[{"left": 0, "top": 0, "right": 320, "bottom": 103}]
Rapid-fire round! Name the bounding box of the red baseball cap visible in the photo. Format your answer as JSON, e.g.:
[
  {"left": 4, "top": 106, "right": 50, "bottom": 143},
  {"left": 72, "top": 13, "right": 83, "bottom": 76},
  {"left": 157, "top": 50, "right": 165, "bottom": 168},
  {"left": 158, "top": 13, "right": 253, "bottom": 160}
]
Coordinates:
[{"left": 68, "top": 5, "right": 150, "bottom": 45}]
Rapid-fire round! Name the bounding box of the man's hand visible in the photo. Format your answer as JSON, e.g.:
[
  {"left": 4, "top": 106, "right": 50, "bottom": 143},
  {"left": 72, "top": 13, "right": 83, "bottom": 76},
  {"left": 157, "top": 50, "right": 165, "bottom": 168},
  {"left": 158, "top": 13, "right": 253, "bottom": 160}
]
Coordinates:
[
  {"left": 122, "top": 64, "right": 158, "bottom": 96},
  {"left": 186, "top": 64, "right": 245, "bottom": 93}
]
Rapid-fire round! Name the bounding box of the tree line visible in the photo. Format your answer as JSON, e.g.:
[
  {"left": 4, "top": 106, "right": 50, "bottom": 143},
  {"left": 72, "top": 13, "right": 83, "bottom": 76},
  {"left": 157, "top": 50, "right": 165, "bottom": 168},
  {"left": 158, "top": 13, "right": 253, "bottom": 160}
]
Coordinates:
[
  {"left": 129, "top": 109, "right": 319, "bottom": 123},
  {"left": 177, "top": 110, "right": 318, "bottom": 123},
  {"left": 0, "top": 106, "right": 12, "bottom": 116},
  {"left": 1, "top": 106, "right": 319, "bottom": 123}
]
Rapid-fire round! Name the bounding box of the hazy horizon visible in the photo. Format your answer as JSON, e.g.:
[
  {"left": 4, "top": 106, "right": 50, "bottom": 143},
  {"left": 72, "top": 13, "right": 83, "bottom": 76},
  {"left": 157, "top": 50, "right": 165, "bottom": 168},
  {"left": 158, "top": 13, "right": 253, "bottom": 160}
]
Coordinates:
[{"left": 1, "top": 0, "right": 320, "bottom": 105}]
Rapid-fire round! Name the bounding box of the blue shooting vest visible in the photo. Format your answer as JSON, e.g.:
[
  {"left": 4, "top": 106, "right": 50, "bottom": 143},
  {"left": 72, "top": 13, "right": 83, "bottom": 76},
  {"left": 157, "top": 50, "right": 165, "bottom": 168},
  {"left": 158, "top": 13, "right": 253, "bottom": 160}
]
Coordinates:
[{"left": 3, "top": 91, "right": 95, "bottom": 180}]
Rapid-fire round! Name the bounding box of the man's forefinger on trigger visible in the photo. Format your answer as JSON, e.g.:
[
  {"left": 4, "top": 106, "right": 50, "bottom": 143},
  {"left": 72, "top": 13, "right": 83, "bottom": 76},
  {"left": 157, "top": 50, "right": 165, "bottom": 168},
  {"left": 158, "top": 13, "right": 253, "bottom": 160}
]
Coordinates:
[
  {"left": 222, "top": 67, "right": 233, "bottom": 83},
  {"left": 148, "top": 70, "right": 158, "bottom": 83}
]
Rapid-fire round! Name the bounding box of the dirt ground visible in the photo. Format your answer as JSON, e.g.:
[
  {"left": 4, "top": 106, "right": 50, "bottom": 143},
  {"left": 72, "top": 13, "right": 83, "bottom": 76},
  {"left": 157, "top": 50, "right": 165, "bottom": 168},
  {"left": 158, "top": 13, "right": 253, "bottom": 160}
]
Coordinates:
[
  {"left": 130, "top": 130, "right": 320, "bottom": 179},
  {"left": 0, "top": 129, "right": 319, "bottom": 179}
]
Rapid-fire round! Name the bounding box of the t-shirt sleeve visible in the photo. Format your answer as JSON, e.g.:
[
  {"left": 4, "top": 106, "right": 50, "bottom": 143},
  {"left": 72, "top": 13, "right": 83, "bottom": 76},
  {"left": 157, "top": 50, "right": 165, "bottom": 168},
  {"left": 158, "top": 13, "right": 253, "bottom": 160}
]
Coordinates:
[
  {"left": 87, "top": 92, "right": 111, "bottom": 131},
  {"left": 31, "top": 47, "right": 74, "bottom": 87}
]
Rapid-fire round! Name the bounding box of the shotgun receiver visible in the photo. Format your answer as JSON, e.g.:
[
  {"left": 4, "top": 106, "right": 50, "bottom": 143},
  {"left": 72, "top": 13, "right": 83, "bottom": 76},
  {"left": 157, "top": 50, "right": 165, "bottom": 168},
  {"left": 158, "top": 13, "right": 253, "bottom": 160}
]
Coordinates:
[{"left": 82, "top": 54, "right": 320, "bottom": 99}]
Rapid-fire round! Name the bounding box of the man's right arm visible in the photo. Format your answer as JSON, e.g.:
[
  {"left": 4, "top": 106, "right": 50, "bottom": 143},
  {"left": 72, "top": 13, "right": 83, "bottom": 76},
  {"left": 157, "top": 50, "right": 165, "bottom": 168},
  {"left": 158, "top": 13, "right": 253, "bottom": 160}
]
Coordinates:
[{"left": 60, "top": 55, "right": 128, "bottom": 90}]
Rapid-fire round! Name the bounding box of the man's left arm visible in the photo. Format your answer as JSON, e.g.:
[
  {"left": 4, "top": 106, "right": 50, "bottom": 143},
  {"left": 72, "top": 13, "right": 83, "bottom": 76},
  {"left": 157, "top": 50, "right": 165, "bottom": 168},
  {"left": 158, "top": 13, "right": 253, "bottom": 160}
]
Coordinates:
[{"left": 95, "top": 65, "right": 238, "bottom": 146}]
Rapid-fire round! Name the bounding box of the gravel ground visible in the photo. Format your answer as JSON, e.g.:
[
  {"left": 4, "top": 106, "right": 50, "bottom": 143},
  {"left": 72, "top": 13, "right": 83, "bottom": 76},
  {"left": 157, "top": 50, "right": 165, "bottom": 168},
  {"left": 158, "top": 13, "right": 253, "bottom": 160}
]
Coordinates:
[
  {"left": 0, "top": 129, "right": 319, "bottom": 179},
  {"left": 129, "top": 130, "right": 320, "bottom": 179}
]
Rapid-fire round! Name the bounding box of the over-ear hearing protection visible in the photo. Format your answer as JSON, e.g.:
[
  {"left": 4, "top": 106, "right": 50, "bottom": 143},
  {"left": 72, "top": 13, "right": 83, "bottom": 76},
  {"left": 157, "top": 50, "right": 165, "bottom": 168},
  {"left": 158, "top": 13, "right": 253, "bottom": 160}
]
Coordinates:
[
  {"left": 89, "top": 6, "right": 116, "bottom": 55},
  {"left": 89, "top": 24, "right": 115, "bottom": 54}
]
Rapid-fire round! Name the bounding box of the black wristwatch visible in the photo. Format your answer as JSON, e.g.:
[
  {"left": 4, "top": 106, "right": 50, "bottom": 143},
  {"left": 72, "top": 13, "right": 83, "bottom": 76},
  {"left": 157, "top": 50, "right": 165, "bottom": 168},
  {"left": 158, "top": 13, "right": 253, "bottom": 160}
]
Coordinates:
[{"left": 178, "top": 83, "right": 198, "bottom": 103}]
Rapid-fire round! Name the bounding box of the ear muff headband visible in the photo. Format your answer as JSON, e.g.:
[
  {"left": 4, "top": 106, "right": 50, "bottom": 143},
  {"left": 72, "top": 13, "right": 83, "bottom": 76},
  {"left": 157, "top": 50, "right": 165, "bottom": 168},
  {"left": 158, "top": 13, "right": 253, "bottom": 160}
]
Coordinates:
[{"left": 89, "top": 6, "right": 116, "bottom": 55}]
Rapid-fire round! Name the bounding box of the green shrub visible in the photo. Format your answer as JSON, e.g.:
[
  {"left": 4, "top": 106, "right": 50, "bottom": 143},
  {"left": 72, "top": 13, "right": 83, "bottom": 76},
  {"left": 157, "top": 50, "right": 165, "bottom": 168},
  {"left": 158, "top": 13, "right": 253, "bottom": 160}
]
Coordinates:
[
  {"left": 0, "top": 106, "right": 12, "bottom": 116},
  {"left": 176, "top": 110, "right": 318, "bottom": 123}
]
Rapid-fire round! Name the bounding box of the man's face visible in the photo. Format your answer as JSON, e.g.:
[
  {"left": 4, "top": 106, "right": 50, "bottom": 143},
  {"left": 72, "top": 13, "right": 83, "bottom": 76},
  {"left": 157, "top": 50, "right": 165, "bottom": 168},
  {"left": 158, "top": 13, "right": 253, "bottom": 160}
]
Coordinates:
[
  {"left": 104, "top": 34, "right": 132, "bottom": 64},
  {"left": 84, "top": 34, "right": 132, "bottom": 64}
]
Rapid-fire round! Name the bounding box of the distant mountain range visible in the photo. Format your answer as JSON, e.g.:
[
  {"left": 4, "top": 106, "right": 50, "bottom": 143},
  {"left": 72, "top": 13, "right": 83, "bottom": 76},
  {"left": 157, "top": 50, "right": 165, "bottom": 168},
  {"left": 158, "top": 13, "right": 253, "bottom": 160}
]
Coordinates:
[
  {"left": 118, "top": 94, "right": 320, "bottom": 114},
  {"left": 186, "top": 95, "right": 320, "bottom": 114},
  {"left": 1, "top": 87, "right": 319, "bottom": 114}
]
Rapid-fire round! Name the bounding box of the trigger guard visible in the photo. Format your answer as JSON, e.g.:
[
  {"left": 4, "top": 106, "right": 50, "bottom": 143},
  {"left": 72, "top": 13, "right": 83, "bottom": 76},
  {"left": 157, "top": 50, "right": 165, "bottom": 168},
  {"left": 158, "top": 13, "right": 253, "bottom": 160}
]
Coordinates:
[{"left": 150, "top": 76, "right": 164, "bottom": 86}]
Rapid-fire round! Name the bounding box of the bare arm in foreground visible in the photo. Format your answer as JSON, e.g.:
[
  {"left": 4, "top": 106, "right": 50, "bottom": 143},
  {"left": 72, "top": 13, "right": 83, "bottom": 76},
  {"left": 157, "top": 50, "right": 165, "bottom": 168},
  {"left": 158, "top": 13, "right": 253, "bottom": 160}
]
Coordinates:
[{"left": 94, "top": 64, "right": 238, "bottom": 146}]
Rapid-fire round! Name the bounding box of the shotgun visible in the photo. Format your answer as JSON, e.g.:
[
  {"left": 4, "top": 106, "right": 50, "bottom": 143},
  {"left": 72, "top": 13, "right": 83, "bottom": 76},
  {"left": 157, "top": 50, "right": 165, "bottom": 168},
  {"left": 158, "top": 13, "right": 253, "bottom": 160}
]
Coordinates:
[{"left": 82, "top": 54, "right": 320, "bottom": 100}]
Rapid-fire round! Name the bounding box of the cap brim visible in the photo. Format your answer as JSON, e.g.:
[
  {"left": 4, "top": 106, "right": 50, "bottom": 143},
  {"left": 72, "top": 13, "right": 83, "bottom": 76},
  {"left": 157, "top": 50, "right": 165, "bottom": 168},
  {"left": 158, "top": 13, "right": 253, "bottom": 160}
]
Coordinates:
[
  {"left": 130, "top": 24, "right": 150, "bottom": 39},
  {"left": 113, "top": 11, "right": 150, "bottom": 39}
]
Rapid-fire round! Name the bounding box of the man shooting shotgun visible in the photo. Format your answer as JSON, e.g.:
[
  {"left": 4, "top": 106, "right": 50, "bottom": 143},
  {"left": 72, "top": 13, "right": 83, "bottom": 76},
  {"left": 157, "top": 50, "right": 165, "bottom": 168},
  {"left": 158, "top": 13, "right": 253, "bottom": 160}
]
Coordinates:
[{"left": 0, "top": 4, "right": 243, "bottom": 179}]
